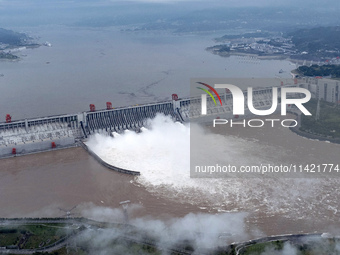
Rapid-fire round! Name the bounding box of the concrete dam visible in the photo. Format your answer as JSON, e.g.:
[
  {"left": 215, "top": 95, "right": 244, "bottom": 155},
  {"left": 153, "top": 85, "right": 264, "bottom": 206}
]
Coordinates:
[{"left": 0, "top": 85, "right": 293, "bottom": 159}]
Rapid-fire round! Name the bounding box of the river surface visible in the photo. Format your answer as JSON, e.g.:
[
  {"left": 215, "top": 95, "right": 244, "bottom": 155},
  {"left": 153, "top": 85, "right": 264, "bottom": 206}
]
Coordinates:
[
  {"left": 1, "top": 25, "right": 338, "bottom": 241},
  {"left": 0, "top": 25, "right": 293, "bottom": 120},
  {"left": 1, "top": 124, "right": 340, "bottom": 239}
]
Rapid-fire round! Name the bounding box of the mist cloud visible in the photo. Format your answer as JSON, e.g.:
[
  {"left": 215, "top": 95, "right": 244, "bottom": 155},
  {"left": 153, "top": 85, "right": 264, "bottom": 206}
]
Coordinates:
[{"left": 77, "top": 203, "right": 251, "bottom": 254}]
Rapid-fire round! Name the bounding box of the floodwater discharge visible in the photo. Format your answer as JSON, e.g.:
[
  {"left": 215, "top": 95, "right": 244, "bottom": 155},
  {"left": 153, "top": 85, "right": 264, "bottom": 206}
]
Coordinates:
[
  {"left": 1, "top": 114, "right": 340, "bottom": 239},
  {"left": 0, "top": 25, "right": 339, "bottom": 241}
]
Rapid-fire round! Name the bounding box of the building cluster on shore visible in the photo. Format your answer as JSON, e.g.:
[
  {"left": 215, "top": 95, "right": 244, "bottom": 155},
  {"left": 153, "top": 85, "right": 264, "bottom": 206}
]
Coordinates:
[{"left": 231, "top": 36, "right": 296, "bottom": 56}]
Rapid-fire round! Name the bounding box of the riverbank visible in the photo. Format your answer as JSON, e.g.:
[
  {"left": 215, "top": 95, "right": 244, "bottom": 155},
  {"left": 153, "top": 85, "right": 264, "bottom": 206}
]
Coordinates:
[
  {"left": 206, "top": 48, "right": 288, "bottom": 60},
  {"left": 290, "top": 125, "right": 340, "bottom": 144},
  {"left": 0, "top": 217, "right": 334, "bottom": 255},
  {"left": 287, "top": 110, "right": 340, "bottom": 145}
]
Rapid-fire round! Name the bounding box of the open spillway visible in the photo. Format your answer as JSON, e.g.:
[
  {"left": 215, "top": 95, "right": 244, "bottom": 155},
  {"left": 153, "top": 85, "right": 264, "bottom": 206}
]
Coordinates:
[
  {"left": 0, "top": 82, "right": 303, "bottom": 158},
  {"left": 85, "top": 101, "right": 180, "bottom": 134},
  {"left": 0, "top": 99, "right": 185, "bottom": 157}
]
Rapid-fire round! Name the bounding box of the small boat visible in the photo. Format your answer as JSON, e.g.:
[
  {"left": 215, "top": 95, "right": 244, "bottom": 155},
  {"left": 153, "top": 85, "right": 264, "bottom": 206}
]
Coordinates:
[
  {"left": 279, "top": 69, "right": 284, "bottom": 73},
  {"left": 43, "top": 41, "right": 52, "bottom": 47}
]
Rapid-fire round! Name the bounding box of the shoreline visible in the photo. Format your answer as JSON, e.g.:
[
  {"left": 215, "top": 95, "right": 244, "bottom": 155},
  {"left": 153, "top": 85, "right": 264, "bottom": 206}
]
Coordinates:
[
  {"left": 207, "top": 49, "right": 288, "bottom": 60},
  {"left": 0, "top": 217, "right": 330, "bottom": 255},
  {"left": 290, "top": 125, "right": 340, "bottom": 144},
  {"left": 0, "top": 44, "right": 41, "bottom": 61},
  {"left": 207, "top": 49, "right": 331, "bottom": 64},
  {"left": 288, "top": 111, "right": 340, "bottom": 145}
]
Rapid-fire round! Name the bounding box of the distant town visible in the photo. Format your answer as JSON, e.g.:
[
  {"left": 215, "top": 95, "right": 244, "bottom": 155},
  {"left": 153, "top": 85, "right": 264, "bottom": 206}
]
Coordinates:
[
  {"left": 207, "top": 26, "right": 340, "bottom": 64},
  {"left": 0, "top": 28, "right": 41, "bottom": 60}
]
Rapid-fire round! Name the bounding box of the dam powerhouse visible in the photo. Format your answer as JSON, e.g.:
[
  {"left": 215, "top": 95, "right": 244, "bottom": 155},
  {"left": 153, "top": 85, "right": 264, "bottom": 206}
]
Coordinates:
[{"left": 0, "top": 77, "right": 338, "bottom": 159}]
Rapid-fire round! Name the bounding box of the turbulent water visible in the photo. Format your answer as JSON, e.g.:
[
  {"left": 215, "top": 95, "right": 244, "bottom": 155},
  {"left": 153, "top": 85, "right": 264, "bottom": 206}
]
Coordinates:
[
  {"left": 1, "top": 24, "right": 339, "bottom": 237},
  {"left": 87, "top": 114, "right": 340, "bottom": 227}
]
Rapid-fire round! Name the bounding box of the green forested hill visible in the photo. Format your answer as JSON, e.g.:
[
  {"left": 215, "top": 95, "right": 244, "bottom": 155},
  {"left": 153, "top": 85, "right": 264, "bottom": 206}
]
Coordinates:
[
  {"left": 297, "top": 64, "right": 340, "bottom": 78},
  {"left": 288, "top": 26, "right": 340, "bottom": 58},
  {"left": 0, "top": 28, "right": 28, "bottom": 45}
]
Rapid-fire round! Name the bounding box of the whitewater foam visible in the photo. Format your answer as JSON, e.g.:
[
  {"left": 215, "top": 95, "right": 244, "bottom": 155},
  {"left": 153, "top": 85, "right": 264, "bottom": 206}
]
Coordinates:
[{"left": 86, "top": 114, "right": 340, "bottom": 220}]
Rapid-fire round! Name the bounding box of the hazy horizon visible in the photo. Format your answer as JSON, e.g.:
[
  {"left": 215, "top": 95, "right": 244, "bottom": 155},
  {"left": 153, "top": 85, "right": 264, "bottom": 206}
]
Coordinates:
[{"left": 0, "top": 0, "right": 339, "bottom": 31}]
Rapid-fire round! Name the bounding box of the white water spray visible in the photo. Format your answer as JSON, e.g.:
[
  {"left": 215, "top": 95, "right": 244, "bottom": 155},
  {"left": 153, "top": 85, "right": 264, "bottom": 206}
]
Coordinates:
[{"left": 87, "top": 114, "right": 340, "bottom": 220}]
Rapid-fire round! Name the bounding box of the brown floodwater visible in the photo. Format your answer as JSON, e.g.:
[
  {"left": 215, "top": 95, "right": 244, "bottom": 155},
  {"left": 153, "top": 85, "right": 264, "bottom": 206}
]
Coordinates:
[
  {"left": 0, "top": 147, "right": 203, "bottom": 219},
  {"left": 1, "top": 121, "right": 340, "bottom": 239}
]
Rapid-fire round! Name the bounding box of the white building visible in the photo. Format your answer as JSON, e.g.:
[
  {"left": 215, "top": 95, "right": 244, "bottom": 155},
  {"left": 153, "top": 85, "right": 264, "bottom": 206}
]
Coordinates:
[{"left": 299, "top": 78, "right": 339, "bottom": 104}]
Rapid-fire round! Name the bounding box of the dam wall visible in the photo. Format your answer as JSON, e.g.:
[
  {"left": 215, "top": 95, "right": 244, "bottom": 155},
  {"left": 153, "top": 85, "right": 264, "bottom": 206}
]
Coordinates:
[
  {"left": 178, "top": 86, "right": 285, "bottom": 123},
  {"left": 0, "top": 85, "right": 292, "bottom": 158},
  {"left": 84, "top": 101, "right": 180, "bottom": 135},
  {"left": 0, "top": 99, "right": 182, "bottom": 157},
  {"left": 79, "top": 141, "right": 141, "bottom": 175},
  {"left": 0, "top": 114, "right": 81, "bottom": 158},
  {"left": 0, "top": 137, "right": 76, "bottom": 158}
]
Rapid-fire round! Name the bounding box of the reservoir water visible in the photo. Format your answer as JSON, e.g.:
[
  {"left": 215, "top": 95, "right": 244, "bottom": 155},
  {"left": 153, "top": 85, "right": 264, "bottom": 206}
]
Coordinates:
[{"left": 1, "top": 25, "right": 338, "bottom": 240}]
